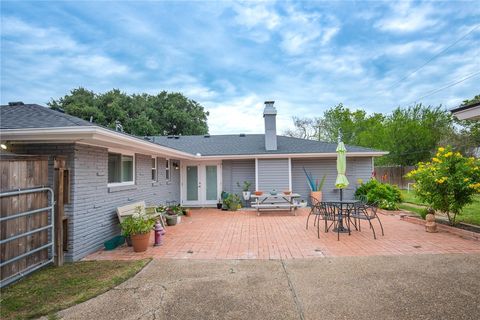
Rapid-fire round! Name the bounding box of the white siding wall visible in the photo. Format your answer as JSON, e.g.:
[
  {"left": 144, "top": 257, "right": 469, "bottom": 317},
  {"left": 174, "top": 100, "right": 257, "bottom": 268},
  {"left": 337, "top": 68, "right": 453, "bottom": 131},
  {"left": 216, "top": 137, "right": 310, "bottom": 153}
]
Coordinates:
[
  {"left": 257, "top": 158, "right": 289, "bottom": 192},
  {"left": 292, "top": 157, "right": 373, "bottom": 202},
  {"left": 222, "top": 159, "right": 256, "bottom": 194}
]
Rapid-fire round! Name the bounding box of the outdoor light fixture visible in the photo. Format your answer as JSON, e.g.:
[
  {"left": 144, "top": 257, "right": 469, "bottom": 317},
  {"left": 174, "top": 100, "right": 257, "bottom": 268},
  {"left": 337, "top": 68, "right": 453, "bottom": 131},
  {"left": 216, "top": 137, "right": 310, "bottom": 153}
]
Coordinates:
[
  {"left": 173, "top": 161, "right": 180, "bottom": 170},
  {"left": 0, "top": 143, "right": 7, "bottom": 150}
]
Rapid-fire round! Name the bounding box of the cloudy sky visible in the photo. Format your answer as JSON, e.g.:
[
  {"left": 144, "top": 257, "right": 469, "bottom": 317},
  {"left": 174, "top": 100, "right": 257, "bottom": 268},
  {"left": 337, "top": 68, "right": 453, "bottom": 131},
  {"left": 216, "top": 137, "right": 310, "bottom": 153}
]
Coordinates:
[{"left": 1, "top": 0, "right": 479, "bottom": 134}]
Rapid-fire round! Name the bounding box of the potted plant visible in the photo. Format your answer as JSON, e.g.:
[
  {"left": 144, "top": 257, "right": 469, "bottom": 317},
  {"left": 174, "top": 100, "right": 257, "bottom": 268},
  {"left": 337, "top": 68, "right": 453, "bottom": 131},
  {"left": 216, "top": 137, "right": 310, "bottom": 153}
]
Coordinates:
[
  {"left": 216, "top": 199, "right": 222, "bottom": 209},
  {"left": 165, "top": 204, "right": 183, "bottom": 225},
  {"left": 221, "top": 191, "right": 229, "bottom": 210},
  {"left": 223, "top": 193, "right": 241, "bottom": 211},
  {"left": 237, "top": 181, "right": 252, "bottom": 200},
  {"left": 303, "top": 167, "right": 326, "bottom": 205},
  {"left": 120, "top": 207, "right": 155, "bottom": 252}
]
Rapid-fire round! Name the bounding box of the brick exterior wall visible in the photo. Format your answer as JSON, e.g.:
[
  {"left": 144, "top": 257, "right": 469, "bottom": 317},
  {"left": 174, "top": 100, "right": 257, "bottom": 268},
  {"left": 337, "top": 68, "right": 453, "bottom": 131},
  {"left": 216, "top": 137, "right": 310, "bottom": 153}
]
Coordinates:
[{"left": 11, "top": 143, "right": 180, "bottom": 261}]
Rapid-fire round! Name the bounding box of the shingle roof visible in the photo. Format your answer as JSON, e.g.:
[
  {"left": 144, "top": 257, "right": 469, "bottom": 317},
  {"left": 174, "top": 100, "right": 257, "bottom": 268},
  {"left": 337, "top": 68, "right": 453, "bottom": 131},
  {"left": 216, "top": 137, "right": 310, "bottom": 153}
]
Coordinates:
[
  {"left": 1, "top": 103, "right": 383, "bottom": 156},
  {"left": 150, "top": 134, "right": 380, "bottom": 156},
  {"left": 0, "top": 104, "right": 95, "bottom": 129}
]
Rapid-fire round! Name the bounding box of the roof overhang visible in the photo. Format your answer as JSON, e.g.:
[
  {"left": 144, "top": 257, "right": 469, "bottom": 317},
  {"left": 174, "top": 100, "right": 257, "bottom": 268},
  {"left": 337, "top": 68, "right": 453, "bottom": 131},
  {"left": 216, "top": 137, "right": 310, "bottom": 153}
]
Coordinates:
[
  {"left": 450, "top": 103, "right": 480, "bottom": 120},
  {"left": 0, "top": 127, "right": 388, "bottom": 160},
  {"left": 193, "top": 151, "right": 388, "bottom": 160},
  {"left": 0, "top": 127, "right": 196, "bottom": 159}
]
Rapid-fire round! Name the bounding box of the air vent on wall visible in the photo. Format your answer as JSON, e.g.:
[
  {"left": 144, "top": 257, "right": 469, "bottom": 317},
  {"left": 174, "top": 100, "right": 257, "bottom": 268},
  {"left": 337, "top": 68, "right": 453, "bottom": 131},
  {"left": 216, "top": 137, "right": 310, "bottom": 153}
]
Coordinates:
[
  {"left": 239, "top": 133, "right": 246, "bottom": 137},
  {"left": 204, "top": 134, "right": 210, "bottom": 138}
]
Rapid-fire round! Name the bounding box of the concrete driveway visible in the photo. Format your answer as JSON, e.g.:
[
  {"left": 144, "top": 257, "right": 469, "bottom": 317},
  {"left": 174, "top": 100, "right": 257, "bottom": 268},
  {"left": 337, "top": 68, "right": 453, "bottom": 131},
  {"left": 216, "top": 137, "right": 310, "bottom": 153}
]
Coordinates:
[{"left": 58, "top": 254, "right": 480, "bottom": 320}]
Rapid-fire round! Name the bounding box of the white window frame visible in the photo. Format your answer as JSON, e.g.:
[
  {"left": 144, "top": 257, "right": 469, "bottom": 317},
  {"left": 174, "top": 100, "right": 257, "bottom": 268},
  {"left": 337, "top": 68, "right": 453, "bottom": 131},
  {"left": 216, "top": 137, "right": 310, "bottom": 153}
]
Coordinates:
[
  {"left": 165, "top": 158, "right": 171, "bottom": 182},
  {"left": 152, "top": 157, "right": 157, "bottom": 182},
  {"left": 107, "top": 148, "right": 135, "bottom": 187}
]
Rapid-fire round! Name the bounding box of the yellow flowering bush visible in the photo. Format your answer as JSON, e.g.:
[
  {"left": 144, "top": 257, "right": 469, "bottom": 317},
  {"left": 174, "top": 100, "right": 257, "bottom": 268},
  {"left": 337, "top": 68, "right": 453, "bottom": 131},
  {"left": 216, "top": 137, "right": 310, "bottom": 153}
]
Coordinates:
[{"left": 406, "top": 146, "right": 480, "bottom": 225}]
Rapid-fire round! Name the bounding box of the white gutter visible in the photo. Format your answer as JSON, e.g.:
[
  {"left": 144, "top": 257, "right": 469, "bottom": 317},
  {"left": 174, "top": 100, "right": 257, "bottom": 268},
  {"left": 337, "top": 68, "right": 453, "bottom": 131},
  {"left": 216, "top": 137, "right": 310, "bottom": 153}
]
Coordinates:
[
  {"left": 197, "top": 151, "right": 388, "bottom": 160},
  {"left": 0, "top": 127, "right": 196, "bottom": 159}
]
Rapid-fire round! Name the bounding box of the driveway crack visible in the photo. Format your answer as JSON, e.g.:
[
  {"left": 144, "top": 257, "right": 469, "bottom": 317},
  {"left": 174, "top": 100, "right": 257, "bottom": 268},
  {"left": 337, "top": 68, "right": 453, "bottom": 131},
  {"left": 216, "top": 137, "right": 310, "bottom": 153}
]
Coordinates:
[{"left": 281, "top": 260, "right": 305, "bottom": 320}]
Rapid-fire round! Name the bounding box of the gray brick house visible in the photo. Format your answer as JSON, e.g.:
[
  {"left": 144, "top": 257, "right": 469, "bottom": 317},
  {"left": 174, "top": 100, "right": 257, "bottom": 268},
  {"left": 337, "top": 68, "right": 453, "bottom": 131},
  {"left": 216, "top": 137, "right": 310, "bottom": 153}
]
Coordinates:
[{"left": 0, "top": 101, "right": 386, "bottom": 261}]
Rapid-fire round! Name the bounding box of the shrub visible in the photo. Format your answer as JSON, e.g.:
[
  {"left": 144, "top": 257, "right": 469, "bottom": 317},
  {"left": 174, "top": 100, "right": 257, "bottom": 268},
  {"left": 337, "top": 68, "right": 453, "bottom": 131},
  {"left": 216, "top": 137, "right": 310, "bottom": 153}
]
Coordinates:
[
  {"left": 355, "top": 179, "right": 402, "bottom": 210},
  {"left": 223, "top": 193, "right": 242, "bottom": 211},
  {"left": 406, "top": 146, "right": 480, "bottom": 225}
]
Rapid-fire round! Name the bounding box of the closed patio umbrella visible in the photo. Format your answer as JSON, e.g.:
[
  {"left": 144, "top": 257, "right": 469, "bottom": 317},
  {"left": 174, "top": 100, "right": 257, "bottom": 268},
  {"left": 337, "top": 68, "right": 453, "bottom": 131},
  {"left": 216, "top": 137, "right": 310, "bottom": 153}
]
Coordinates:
[{"left": 335, "top": 141, "right": 349, "bottom": 201}]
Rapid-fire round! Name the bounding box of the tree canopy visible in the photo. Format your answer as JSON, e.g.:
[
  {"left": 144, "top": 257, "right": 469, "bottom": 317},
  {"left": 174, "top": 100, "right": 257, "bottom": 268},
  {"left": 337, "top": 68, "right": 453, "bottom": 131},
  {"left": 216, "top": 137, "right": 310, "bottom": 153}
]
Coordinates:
[
  {"left": 285, "top": 95, "right": 479, "bottom": 166},
  {"left": 48, "top": 88, "right": 209, "bottom": 136}
]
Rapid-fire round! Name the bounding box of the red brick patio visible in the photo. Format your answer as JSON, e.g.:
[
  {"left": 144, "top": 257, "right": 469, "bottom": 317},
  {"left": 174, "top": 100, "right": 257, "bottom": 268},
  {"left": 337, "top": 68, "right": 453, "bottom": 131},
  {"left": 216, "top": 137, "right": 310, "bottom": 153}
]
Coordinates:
[{"left": 85, "top": 208, "right": 480, "bottom": 260}]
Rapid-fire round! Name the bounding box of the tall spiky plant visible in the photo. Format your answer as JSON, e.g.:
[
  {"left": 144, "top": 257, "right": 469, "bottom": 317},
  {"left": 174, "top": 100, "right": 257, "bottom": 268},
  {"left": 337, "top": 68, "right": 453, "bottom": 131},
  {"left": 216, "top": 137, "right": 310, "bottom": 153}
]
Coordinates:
[{"left": 302, "top": 167, "right": 326, "bottom": 191}]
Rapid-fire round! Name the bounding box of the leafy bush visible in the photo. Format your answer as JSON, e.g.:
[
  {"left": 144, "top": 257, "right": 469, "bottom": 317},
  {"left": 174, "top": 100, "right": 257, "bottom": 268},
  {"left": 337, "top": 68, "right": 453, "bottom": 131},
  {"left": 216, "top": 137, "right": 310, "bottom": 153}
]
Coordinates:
[
  {"left": 355, "top": 179, "right": 402, "bottom": 210},
  {"left": 223, "top": 193, "right": 242, "bottom": 211},
  {"left": 406, "top": 146, "right": 480, "bottom": 225}
]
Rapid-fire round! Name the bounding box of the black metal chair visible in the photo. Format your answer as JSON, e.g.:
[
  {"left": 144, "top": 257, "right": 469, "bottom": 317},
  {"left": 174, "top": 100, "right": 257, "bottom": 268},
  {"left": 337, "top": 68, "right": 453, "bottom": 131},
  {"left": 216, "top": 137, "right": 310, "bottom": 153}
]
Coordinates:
[
  {"left": 306, "top": 197, "right": 336, "bottom": 238},
  {"left": 348, "top": 203, "right": 384, "bottom": 239}
]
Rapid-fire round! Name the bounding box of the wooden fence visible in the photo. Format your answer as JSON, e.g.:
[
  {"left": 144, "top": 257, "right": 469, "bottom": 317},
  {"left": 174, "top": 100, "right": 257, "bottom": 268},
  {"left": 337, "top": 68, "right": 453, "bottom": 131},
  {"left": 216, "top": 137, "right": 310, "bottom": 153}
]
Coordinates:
[
  {"left": 374, "top": 166, "right": 415, "bottom": 189},
  {"left": 0, "top": 154, "right": 52, "bottom": 286}
]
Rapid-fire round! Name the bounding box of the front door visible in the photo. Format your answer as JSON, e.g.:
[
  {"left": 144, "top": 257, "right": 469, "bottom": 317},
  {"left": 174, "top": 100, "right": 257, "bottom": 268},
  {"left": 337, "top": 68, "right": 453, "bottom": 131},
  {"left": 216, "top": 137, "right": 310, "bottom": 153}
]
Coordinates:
[{"left": 182, "top": 162, "right": 222, "bottom": 206}]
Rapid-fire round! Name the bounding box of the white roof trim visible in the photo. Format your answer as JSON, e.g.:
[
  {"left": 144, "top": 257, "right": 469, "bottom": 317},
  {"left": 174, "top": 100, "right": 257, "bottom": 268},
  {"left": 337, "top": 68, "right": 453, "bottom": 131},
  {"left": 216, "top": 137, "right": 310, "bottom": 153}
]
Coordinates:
[
  {"left": 196, "top": 152, "right": 387, "bottom": 160},
  {"left": 1, "top": 127, "right": 388, "bottom": 160},
  {"left": 1, "top": 127, "right": 196, "bottom": 159}
]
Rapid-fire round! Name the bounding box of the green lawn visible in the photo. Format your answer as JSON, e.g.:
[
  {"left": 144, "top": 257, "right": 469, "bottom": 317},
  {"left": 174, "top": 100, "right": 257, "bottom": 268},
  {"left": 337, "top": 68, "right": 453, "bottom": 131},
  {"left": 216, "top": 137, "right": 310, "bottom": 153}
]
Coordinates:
[
  {"left": 0, "top": 259, "right": 150, "bottom": 320},
  {"left": 400, "top": 190, "right": 480, "bottom": 226}
]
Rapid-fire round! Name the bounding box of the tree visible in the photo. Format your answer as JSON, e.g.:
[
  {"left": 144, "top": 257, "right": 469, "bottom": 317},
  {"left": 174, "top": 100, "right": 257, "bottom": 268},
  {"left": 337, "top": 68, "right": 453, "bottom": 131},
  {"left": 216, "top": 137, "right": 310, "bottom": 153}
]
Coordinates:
[
  {"left": 380, "top": 104, "right": 453, "bottom": 166},
  {"left": 406, "top": 146, "right": 480, "bottom": 225},
  {"left": 49, "top": 88, "right": 209, "bottom": 136}
]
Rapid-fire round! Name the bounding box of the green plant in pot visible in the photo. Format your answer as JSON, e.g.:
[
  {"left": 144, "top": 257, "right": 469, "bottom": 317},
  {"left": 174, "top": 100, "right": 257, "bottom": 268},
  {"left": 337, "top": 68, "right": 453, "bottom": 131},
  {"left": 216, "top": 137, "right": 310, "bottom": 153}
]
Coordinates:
[
  {"left": 165, "top": 204, "right": 184, "bottom": 225},
  {"left": 221, "top": 191, "right": 229, "bottom": 210},
  {"left": 303, "top": 167, "right": 326, "bottom": 205},
  {"left": 223, "top": 193, "right": 242, "bottom": 211},
  {"left": 120, "top": 206, "right": 155, "bottom": 252},
  {"left": 237, "top": 181, "right": 252, "bottom": 200}
]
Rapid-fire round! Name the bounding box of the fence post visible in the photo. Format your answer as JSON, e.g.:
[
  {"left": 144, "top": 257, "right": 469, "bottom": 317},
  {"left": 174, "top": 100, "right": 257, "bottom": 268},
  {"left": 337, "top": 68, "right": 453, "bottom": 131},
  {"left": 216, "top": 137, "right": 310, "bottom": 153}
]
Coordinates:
[{"left": 54, "top": 158, "right": 65, "bottom": 266}]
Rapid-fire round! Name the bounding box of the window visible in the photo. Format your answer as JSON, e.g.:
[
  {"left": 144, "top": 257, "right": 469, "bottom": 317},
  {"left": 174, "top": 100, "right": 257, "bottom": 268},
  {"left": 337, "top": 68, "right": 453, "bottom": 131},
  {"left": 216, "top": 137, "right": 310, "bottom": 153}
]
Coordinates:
[
  {"left": 152, "top": 157, "right": 157, "bottom": 181},
  {"left": 165, "top": 159, "right": 170, "bottom": 181},
  {"left": 108, "top": 153, "right": 134, "bottom": 185}
]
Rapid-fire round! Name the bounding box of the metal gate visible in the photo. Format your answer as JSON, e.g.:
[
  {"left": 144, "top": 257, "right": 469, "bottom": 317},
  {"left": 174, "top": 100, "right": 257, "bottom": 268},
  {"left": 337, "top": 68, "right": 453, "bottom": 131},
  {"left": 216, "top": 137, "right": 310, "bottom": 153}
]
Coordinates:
[{"left": 0, "top": 187, "right": 55, "bottom": 288}]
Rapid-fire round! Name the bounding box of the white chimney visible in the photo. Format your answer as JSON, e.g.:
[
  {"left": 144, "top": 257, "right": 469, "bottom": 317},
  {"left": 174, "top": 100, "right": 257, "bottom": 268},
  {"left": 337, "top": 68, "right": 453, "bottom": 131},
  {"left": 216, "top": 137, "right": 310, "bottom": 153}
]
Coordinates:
[{"left": 263, "top": 101, "right": 277, "bottom": 151}]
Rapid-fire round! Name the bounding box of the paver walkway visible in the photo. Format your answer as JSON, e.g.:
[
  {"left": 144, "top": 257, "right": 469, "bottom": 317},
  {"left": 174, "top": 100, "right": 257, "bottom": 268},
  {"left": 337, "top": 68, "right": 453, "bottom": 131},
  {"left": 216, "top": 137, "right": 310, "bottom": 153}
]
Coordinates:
[{"left": 86, "top": 208, "right": 480, "bottom": 260}]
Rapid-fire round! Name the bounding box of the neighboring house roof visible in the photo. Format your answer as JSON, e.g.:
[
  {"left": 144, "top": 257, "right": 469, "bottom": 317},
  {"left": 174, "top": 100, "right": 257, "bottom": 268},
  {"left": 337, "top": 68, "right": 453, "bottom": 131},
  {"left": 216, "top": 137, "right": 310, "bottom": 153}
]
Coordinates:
[
  {"left": 0, "top": 104, "right": 95, "bottom": 128},
  {"left": 1, "top": 103, "right": 387, "bottom": 158},
  {"left": 450, "top": 101, "right": 480, "bottom": 121},
  {"left": 150, "top": 135, "right": 381, "bottom": 156}
]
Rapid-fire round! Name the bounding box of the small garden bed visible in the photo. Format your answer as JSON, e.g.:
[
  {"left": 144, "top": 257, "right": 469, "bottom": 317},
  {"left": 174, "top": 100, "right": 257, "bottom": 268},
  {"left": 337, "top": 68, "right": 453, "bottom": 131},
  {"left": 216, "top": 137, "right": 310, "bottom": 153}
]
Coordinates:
[
  {"left": 0, "top": 259, "right": 150, "bottom": 320},
  {"left": 400, "top": 190, "right": 480, "bottom": 226}
]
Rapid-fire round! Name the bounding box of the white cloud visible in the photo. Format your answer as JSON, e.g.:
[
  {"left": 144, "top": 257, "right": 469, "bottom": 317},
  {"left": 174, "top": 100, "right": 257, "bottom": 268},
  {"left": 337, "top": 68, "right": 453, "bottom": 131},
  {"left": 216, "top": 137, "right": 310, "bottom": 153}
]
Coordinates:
[
  {"left": 70, "top": 55, "right": 129, "bottom": 76},
  {"left": 384, "top": 40, "right": 438, "bottom": 56},
  {"left": 375, "top": 1, "right": 440, "bottom": 33},
  {"left": 233, "top": 2, "right": 280, "bottom": 30}
]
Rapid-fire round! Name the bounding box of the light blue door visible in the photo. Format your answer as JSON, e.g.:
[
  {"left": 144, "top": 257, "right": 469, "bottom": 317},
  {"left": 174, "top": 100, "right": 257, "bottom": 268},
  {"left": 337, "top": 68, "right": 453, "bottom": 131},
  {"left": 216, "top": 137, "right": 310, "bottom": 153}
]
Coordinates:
[
  {"left": 205, "top": 165, "right": 218, "bottom": 201},
  {"left": 186, "top": 165, "right": 199, "bottom": 201}
]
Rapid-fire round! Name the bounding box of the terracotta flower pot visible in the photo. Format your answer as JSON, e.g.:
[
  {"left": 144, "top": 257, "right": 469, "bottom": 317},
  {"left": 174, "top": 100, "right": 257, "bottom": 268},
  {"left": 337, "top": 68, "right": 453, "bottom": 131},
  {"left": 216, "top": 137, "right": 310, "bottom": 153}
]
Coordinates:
[
  {"left": 131, "top": 231, "right": 151, "bottom": 252},
  {"left": 310, "top": 191, "right": 323, "bottom": 205}
]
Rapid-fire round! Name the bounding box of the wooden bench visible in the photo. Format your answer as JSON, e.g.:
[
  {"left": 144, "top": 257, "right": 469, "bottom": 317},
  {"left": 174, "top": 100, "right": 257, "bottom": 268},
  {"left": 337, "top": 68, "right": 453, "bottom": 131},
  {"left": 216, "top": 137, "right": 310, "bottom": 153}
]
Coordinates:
[{"left": 116, "top": 201, "right": 164, "bottom": 226}]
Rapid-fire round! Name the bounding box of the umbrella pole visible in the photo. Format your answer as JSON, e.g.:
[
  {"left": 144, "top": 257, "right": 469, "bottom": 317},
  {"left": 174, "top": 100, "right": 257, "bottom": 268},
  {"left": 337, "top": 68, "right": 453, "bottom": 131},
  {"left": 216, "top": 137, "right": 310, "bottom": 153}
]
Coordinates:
[{"left": 340, "top": 189, "right": 343, "bottom": 201}]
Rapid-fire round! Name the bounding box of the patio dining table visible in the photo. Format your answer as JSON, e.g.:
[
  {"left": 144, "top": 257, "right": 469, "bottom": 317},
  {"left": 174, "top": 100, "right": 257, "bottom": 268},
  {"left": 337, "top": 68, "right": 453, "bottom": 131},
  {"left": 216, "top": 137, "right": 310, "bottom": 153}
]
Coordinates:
[
  {"left": 330, "top": 199, "right": 361, "bottom": 234},
  {"left": 251, "top": 193, "right": 301, "bottom": 216}
]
